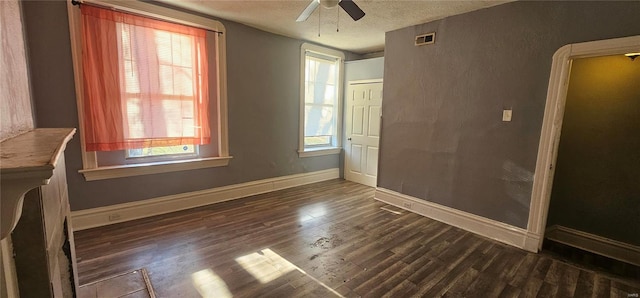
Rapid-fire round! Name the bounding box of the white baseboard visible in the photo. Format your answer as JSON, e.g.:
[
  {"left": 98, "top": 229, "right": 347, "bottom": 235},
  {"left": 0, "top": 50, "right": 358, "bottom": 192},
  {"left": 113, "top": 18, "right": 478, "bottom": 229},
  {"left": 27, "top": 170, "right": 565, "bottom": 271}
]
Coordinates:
[
  {"left": 375, "top": 188, "right": 540, "bottom": 252},
  {"left": 545, "top": 225, "right": 640, "bottom": 266},
  {"left": 71, "top": 168, "right": 340, "bottom": 231},
  {"left": 1, "top": 238, "right": 19, "bottom": 298}
]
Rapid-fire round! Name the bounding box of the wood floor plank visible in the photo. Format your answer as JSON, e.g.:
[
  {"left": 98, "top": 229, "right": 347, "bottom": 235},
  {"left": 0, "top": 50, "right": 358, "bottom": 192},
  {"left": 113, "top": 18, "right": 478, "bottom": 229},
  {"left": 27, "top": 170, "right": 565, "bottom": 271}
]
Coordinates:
[
  {"left": 498, "top": 284, "right": 522, "bottom": 298},
  {"left": 573, "top": 270, "right": 595, "bottom": 297},
  {"left": 362, "top": 250, "right": 433, "bottom": 295},
  {"left": 518, "top": 277, "right": 544, "bottom": 298},
  {"left": 342, "top": 251, "right": 401, "bottom": 291},
  {"left": 530, "top": 257, "right": 554, "bottom": 281},
  {"left": 593, "top": 274, "right": 612, "bottom": 298},
  {"left": 415, "top": 235, "right": 487, "bottom": 296},
  {"left": 498, "top": 250, "right": 528, "bottom": 281},
  {"left": 536, "top": 281, "right": 558, "bottom": 298},
  {"left": 442, "top": 267, "right": 480, "bottom": 297},
  {"left": 73, "top": 179, "right": 640, "bottom": 297},
  {"left": 556, "top": 263, "right": 581, "bottom": 297},
  {"left": 510, "top": 253, "right": 540, "bottom": 287},
  {"left": 381, "top": 279, "right": 417, "bottom": 298},
  {"left": 333, "top": 284, "right": 360, "bottom": 298},
  {"left": 352, "top": 259, "right": 406, "bottom": 295},
  {"left": 611, "top": 280, "right": 640, "bottom": 298},
  {"left": 472, "top": 243, "right": 504, "bottom": 272},
  {"left": 462, "top": 273, "right": 507, "bottom": 297}
]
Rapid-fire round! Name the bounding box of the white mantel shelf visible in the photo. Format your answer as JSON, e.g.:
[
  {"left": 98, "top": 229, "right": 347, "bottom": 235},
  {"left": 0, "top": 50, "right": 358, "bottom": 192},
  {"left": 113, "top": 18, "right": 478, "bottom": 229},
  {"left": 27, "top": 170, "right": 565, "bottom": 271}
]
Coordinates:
[{"left": 0, "top": 128, "right": 76, "bottom": 240}]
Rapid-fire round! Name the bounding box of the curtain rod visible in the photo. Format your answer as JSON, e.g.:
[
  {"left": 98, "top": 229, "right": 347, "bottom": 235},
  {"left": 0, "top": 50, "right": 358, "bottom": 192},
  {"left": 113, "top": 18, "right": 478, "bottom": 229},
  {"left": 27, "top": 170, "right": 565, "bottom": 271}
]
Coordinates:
[{"left": 70, "top": 0, "right": 223, "bottom": 35}]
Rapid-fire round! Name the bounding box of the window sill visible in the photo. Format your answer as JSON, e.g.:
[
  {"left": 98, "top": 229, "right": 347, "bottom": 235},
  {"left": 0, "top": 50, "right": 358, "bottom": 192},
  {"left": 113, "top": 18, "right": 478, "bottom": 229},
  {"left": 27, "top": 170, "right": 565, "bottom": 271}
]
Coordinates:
[
  {"left": 79, "top": 156, "right": 232, "bottom": 181},
  {"left": 298, "top": 147, "right": 341, "bottom": 158}
]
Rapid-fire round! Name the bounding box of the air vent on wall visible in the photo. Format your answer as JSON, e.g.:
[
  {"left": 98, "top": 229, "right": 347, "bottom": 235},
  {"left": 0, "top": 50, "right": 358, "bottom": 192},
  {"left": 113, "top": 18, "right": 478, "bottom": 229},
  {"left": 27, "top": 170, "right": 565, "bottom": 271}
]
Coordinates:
[{"left": 415, "top": 32, "right": 435, "bottom": 46}]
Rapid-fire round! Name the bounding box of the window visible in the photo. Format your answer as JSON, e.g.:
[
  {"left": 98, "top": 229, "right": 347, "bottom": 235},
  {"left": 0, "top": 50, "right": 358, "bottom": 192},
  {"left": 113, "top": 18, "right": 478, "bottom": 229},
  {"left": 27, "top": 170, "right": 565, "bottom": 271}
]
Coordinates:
[
  {"left": 299, "top": 44, "right": 344, "bottom": 157},
  {"left": 117, "top": 20, "right": 205, "bottom": 159},
  {"left": 68, "top": 1, "right": 230, "bottom": 181}
]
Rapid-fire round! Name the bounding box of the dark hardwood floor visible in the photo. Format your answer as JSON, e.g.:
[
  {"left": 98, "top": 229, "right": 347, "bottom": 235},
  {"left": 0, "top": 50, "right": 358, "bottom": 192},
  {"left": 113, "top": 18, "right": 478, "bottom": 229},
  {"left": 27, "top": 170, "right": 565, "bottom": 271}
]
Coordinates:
[{"left": 74, "top": 179, "right": 640, "bottom": 297}]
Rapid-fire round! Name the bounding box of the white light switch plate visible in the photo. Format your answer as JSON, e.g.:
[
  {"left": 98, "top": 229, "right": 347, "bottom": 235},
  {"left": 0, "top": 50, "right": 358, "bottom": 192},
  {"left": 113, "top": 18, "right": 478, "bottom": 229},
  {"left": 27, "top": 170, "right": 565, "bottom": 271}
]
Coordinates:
[{"left": 502, "top": 109, "right": 512, "bottom": 122}]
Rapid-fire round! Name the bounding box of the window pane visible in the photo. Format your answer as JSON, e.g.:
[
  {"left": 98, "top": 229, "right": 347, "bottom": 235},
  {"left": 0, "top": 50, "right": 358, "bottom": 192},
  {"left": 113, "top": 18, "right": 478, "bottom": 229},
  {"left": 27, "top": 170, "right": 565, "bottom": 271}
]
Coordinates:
[
  {"left": 305, "top": 136, "right": 331, "bottom": 147},
  {"left": 174, "top": 66, "right": 193, "bottom": 96},
  {"left": 121, "top": 24, "right": 132, "bottom": 60},
  {"left": 159, "top": 65, "right": 174, "bottom": 94},
  {"left": 123, "top": 61, "right": 140, "bottom": 93},
  {"left": 128, "top": 144, "right": 196, "bottom": 158},
  {"left": 305, "top": 57, "right": 337, "bottom": 105},
  {"left": 325, "top": 63, "right": 336, "bottom": 83},
  {"left": 304, "top": 82, "right": 315, "bottom": 103},
  {"left": 155, "top": 30, "right": 172, "bottom": 64},
  {"left": 306, "top": 59, "right": 315, "bottom": 81},
  {"left": 125, "top": 97, "right": 144, "bottom": 139},
  {"left": 304, "top": 105, "right": 334, "bottom": 137},
  {"left": 323, "top": 85, "right": 336, "bottom": 104},
  {"left": 171, "top": 34, "right": 193, "bottom": 67},
  {"left": 158, "top": 98, "right": 196, "bottom": 137}
]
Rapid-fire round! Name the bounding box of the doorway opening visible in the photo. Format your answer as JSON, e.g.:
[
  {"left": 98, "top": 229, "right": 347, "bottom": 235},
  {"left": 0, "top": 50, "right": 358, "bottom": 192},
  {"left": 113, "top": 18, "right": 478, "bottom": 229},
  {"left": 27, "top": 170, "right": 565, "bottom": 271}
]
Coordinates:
[
  {"left": 344, "top": 79, "right": 383, "bottom": 187},
  {"left": 527, "top": 35, "right": 640, "bottom": 267}
]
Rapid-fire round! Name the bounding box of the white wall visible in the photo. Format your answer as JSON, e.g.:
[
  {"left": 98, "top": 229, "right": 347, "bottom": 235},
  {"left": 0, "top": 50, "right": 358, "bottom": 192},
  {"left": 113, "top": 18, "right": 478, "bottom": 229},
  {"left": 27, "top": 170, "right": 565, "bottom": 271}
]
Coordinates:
[
  {"left": 344, "top": 57, "right": 384, "bottom": 83},
  {"left": 0, "top": 0, "right": 34, "bottom": 141}
]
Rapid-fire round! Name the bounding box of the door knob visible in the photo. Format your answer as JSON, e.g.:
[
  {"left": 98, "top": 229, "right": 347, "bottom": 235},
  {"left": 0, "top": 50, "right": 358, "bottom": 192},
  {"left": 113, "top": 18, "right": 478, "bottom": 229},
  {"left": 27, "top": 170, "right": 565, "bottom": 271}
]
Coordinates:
[{"left": 347, "top": 138, "right": 352, "bottom": 141}]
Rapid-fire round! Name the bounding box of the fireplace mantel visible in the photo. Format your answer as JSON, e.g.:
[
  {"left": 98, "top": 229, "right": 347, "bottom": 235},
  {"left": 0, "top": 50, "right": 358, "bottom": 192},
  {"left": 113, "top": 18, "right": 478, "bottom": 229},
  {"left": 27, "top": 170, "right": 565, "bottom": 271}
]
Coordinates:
[{"left": 0, "top": 128, "right": 75, "bottom": 240}]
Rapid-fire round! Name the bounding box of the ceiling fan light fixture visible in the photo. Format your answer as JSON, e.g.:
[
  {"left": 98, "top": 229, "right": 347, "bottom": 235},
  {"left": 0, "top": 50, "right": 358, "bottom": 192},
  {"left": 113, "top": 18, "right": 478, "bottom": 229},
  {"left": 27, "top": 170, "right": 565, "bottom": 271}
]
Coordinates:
[
  {"left": 624, "top": 52, "right": 640, "bottom": 61},
  {"left": 296, "top": 0, "right": 364, "bottom": 22},
  {"left": 320, "top": 0, "right": 340, "bottom": 9}
]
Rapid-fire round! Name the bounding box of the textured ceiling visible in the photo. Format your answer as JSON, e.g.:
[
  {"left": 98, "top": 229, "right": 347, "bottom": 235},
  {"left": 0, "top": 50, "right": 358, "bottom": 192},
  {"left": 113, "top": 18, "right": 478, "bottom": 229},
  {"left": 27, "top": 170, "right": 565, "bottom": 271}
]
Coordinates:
[{"left": 159, "top": 0, "right": 511, "bottom": 54}]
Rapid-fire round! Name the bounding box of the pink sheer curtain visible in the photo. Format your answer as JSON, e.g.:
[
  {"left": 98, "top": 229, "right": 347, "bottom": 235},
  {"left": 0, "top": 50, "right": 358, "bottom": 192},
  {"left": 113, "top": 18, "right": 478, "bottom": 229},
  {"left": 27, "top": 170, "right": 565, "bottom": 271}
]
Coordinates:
[{"left": 81, "top": 5, "right": 211, "bottom": 151}]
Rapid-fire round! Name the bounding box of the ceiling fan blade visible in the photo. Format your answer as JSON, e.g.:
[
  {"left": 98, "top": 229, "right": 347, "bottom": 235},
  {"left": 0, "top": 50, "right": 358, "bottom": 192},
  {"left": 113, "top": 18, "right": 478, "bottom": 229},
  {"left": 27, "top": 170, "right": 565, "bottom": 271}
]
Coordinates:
[
  {"left": 339, "top": 0, "right": 365, "bottom": 21},
  {"left": 296, "top": 0, "right": 320, "bottom": 22}
]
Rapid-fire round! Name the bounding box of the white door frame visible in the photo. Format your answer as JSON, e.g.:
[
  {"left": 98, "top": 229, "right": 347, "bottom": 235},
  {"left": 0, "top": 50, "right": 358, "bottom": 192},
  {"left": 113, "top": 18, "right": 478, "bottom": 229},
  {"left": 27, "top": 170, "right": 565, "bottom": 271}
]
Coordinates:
[
  {"left": 343, "top": 79, "right": 383, "bottom": 186},
  {"left": 527, "top": 35, "right": 640, "bottom": 251}
]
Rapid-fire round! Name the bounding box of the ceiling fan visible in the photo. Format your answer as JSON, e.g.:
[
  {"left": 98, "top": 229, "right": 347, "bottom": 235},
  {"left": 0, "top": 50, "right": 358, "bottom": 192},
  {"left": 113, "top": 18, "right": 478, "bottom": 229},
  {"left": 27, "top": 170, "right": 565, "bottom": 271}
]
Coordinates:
[{"left": 296, "top": 0, "right": 365, "bottom": 22}]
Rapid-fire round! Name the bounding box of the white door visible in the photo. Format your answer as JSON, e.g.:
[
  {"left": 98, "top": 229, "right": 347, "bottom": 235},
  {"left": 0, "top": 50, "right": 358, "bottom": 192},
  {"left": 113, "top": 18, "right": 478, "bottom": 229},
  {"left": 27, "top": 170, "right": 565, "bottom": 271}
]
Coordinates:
[{"left": 345, "top": 80, "right": 383, "bottom": 187}]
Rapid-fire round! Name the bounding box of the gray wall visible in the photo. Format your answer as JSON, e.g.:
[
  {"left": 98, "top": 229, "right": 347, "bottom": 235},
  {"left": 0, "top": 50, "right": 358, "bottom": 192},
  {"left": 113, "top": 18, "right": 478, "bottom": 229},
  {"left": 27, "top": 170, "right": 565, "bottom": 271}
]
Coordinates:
[
  {"left": 21, "top": 1, "right": 345, "bottom": 211},
  {"left": 547, "top": 55, "right": 640, "bottom": 246},
  {"left": 380, "top": 1, "right": 640, "bottom": 228}
]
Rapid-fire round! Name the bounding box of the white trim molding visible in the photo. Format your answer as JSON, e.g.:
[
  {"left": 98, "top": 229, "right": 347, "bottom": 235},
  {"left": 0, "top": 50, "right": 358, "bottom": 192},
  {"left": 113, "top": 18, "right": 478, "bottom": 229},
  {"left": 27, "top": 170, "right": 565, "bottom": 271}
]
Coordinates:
[
  {"left": 79, "top": 156, "right": 233, "bottom": 181},
  {"left": 546, "top": 225, "right": 640, "bottom": 266},
  {"left": 71, "top": 168, "right": 339, "bottom": 230},
  {"left": 1, "top": 238, "right": 19, "bottom": 298},
  {"left": 375, "top": 188, "right": 539, "bottom": 252},
  {"left": 298, "top": 147, "right": 341, "bottom": 158},
  {"left": 528, "top": 35, "right": 640, "bottom": 251}
]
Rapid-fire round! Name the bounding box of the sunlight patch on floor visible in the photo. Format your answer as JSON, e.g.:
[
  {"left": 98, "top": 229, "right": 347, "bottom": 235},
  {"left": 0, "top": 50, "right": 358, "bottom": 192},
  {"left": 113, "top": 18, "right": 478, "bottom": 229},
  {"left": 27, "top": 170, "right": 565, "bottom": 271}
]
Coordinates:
[
  {"left": 298, "top": 203, "right": 328, "bottom": 223},
  {"left": 235, "top": 248, "right": 345, "bottom": 297},
  {"left": 191, "top": 269, "right": 232, "bottom": 298},
  {"left": 235, "top": 249, "right": 296, "bottom": 284}
]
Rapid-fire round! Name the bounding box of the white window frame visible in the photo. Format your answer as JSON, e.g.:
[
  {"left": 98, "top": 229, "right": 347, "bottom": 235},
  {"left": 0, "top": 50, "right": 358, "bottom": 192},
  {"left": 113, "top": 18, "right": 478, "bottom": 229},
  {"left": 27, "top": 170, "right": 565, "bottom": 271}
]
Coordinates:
[
  {"left": 67, "top": 0, "right": 231, "bottom": 181},
  {"left": 298, "top": 43, "right": 344, "bottom": 158}
]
